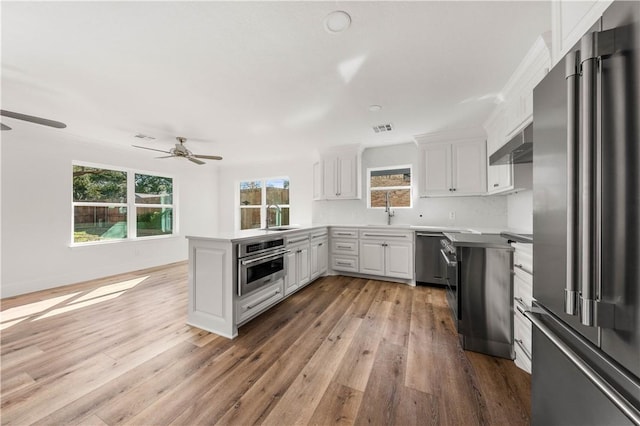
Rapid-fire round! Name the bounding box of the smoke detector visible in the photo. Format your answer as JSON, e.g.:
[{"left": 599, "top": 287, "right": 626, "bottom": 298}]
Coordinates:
[
  {"left": 372, "top": 123, "right": 393, "bottom": 133},
  {"left": 324, "top": 11, "right": 351, "bottom": 33}
]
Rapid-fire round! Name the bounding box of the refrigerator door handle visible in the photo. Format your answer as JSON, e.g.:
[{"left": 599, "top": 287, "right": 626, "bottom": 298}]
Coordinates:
[
  {"left": 564, "top": 50, "right": 581, "bottom": 317},
  {"left": 578, "top": 29, "right": 618, "bottom": 327},
  {"left": 518, "top": 304, "right": 640, "bottom": 425},
  {"left": 578, "top": 32, "right": 599, "bottom": 327}
]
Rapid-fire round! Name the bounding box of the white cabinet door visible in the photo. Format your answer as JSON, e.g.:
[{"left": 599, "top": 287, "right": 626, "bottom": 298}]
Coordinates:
[
  {"left": 285, "top": 250, "right": 298, "bottom": 295},
  {"left": 318, "top": 148, "right": 360, "bottom": 200},
  {"left": 452, "top": 140, "right": 486, "bottom": 195},
  {"left": 318, "top": 240, "right": 328, "bottom": 275},
  {"left": 310, "top": 239, "right": 328, "bottom": 280},
  {"left": 298, "top": 246, "right": 310, "bottom": 287},
  {"left": 385, "top": 242, "right": 413, "bottom": 279},
  {"left": 323, "top": 158, "right": 338, "bottom": 199},
  {"left": 337, "top": 153, "right": 358, "bottom": 198},
  {"left": 487, "top": 163, "right": 513, "bottom": 194},
  {"left": 422, "top": 142, "right": 452, "bottom": 196},
  {"left": 359, "top": 240, "right": 385, "bottom": 276}
]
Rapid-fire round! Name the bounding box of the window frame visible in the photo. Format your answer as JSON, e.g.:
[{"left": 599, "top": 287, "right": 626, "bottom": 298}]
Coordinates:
[
  {"left": 71, "top": 161, "right": 177, "bottom": 246},
  {"left": 237, "top": 176, "right": 290, "bottom": 230},
  {"left": 366, "top": 164, "right": 413, "bottom": 209}
]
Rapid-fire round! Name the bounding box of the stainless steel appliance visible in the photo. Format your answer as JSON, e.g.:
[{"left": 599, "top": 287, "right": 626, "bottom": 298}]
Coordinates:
[
  {"left": 442, "top": 233, "right": 514, "bottom": 359},
  {"left": 529, "top": 1, "right": 640, "bottom": 423},
  {"left": 237, "top": 237, "right": 289, "bottom": 296},
  {"left": 440, "top": 238, "right": 459, "bottom": 325},
  {"left": 415, "top": 232, "right": 446, "bottom": 285},
  {"left": 489, "top": 122, "right": 533, "bottom": 165}
]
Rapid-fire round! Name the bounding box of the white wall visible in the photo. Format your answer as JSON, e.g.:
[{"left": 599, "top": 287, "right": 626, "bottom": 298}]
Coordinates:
[
  {"left": 313, "top": 143, "right": 508, "bottom": 228},
  {"left": 1, "top": 126, "right": 218, "bottom": 297},
  {"left": 216, "top": 155, "right": 315, "bottom": 232},
  {"left": 507, "top": 189, "right": 533, "bottom": 232}
]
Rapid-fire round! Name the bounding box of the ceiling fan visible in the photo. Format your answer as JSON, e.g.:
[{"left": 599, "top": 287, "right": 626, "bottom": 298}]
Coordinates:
[
  {"left": 0, "top": 109, "right": 67, "bottom": 131},
  {"left": 133, "top": 137, "right": 222, "bottom": 165}
]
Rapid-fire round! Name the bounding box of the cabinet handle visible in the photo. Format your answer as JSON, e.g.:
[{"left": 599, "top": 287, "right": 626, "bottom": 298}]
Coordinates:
[
  {"left": 246, "top": 289, "right": 281, "bottom": 310},
  {"left": 318, "top": 243, "right": 323, "bottom": 246},
  {"left": 336, "top": 244, "right": 351, "bottom": 249},
  {"left": 515, "top": 263, "right": 533, "bottom": 276},
  {"left": 336, "top": 261, "right": 351, "bottom": 266},
  {"left": 514, "top": 338, "right": 531, "bottom": 360},
  {"left": 363, "top": 233, "right": 407, "bottom": 238},
  {"left": 335, "top": 232, "right": 353, "bottom": 236},
  {"left": 493, "top": 183, "right": 499, "bottom": 187}
]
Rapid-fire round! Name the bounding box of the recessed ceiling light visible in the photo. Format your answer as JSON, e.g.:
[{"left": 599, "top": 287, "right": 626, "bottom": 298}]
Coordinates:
[
  {"left": 324, "top": 10, "right": 351, "bottom": 34},
  {"left": 368, "top": 105, "right": 382, "bottom": 112}
]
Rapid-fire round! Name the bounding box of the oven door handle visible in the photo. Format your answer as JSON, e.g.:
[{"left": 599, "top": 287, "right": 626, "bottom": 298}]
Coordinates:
[
  {"left": 440, "top": 249, "right": 456, "bottom": 266},
  {"left": 240, "top": 249, "right": 291, "bottom": 266}
]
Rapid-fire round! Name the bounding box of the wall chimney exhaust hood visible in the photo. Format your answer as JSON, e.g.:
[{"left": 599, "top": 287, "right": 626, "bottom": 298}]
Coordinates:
[{"left": 489, "top": 122, "right": 533, "bottom": 165}]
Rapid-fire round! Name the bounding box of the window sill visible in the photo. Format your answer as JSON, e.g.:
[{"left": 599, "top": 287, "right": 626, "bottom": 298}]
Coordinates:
[{"left": 69, "top": 234, "right": 181, "bottom": 248}]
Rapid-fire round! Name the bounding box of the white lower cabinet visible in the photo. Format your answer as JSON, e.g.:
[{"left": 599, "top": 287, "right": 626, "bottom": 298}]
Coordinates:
[
  {"left": 310, "top": 236, "right": 328, "bottom": 281},
  {"left": 513, "top": 242, "right": 533, "bottom": 374},
  {"left": 236, "top": 278, "right": 284, "bottom": 325},
  {"left": 286, "top": 239, "right": 310, "bottom": 296},
  {"left": 358, "top": 229, "right": 414, "bottom": 280},
  {"left": 330, "top": 227, "right": 360, "bottom": 273}
]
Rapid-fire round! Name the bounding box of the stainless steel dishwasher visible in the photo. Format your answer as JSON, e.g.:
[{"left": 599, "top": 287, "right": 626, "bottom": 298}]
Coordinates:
[{"left": 415, "top": 232, "right": 446, "bottom": 285}]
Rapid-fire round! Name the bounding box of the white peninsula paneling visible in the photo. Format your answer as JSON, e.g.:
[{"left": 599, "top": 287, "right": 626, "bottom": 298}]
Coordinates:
[{"left": 1, "top": 126, "right": 218, "bottom": 297}]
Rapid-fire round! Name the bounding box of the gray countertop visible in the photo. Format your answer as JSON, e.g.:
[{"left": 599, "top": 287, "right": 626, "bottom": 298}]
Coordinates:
[{"left": 443, "top": 232, "right": 514, "bottom": 249}]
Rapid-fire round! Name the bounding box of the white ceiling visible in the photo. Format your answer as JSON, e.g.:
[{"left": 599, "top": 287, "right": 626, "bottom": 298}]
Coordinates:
[{"left": 1, "top": 1, "right": 551, "bottom": 165}]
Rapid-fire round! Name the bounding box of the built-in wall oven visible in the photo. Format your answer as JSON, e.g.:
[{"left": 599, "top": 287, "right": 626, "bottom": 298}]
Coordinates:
[
  {"left": 237, "top": 237, "right": 290, "bottom": 296},
  {"left": 440, "top": 238, "right": 460, "bottom": 327}
]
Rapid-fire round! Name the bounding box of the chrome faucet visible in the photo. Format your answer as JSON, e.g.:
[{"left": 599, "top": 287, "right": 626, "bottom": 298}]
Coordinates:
[
  {"left": 266, "top": 204, "right": 281, "bottom": 229},
  {"left": 384, "top": 191, "right": 395, "bottom": 225}
]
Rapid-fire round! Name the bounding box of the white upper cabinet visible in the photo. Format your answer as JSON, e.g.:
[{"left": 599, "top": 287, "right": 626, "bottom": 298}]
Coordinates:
[
  {"left": 483, "top": 35, "right": 549, "bottom": 195},
  {"left": 551, "top": 0, "right": 614, "bottom": 65},
  {"left": 417, "top": 130, "right": 487, "bottom": 197},
  {"left": 314, "top": 146, "right": 361, "bottom": 200}
]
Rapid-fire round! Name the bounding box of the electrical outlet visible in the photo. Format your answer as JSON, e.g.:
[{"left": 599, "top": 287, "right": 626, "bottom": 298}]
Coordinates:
[{"left": 449, "top": 211, "right": 456, "bottom": 220}]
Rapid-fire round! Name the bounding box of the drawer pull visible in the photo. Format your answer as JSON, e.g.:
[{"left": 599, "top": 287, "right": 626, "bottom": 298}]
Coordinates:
[
  {"left": 362, "top": 233, "right": 407, "bottom": 238},
  {"left": 246, "top": 289, "right": 281, "bottom": 310},
  {"left": 335, "top": 232, "right": 353, "bottom": 236},
  {"left": 514, "top": 263, "right": 533, "bottom": 276},
  {"left": 336, "top": 261, "right": 351, "bottom": 266},
  {"left": 336, "top": 245, "right": 351, "bottom": 249},
  {"left": 515, "top": 338, "right": 531, "bottom": 360}
]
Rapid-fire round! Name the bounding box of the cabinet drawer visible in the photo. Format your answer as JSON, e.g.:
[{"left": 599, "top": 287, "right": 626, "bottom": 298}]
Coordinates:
[
  {"left": 331, "top": 239, "right": 358, "bottom": 255},
  {"left": 514, "top": 340, "right": 532, "bottom": 374},
  {"left": 514, "top": 308, "right": 532, "bottom": 358},
  {"left": 359, "top": 229, "right": 413, "bottom": 240},
  {"left": 514, "top": 270, "right": 533, "bottom": 307},
  {"left": 236, "top": 279, "right": 284, "bottom": 325},
  {"left": 330, "top": 228, "right": 358, "bottom": 239},
  {"left": 513, "top": 243, "right": 533, "bottom": 273},
  {"left": 331, "top": 255, "right": 359, "bottom": 273}
]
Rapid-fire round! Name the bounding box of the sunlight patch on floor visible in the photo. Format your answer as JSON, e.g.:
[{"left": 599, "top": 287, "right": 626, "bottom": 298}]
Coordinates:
[{"left": 1, "top": 276, "right": 149, "bottom": 329}]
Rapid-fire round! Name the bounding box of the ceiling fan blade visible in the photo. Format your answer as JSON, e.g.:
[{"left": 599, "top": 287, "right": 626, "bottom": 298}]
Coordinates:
[
  {"left": 1, "top": 123, "right": 11, "bottom": 131},
  {"left": 155, "top": 155, "right": 176, "bottom": 159},
  {"left": 193, "top": 154, "right": 223, "bottom": 160},
  {"left": 188, "top": 157, "right": 206, "bottom": 165},
  {"left": 0, "top": 109, "right": 66, "bottom": 128},
  {"left": 132, "top": 145, "right": 172, "bottom": 154}
]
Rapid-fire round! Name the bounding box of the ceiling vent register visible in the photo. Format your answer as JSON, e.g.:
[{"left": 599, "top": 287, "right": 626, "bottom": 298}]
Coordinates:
[{"left": 372, "top": 123, "right": 393, "bottom": 133}]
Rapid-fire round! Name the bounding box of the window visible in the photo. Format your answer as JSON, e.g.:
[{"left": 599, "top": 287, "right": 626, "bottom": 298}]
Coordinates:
[
  {"left": 239, "top": 177, "right": 290, "bottom": 230},
  {"left": 367, "top": 166, "right": 412, "bottom": 208},
  {"left": 72, "top": 164, "right": 174, "bottom": 244}
]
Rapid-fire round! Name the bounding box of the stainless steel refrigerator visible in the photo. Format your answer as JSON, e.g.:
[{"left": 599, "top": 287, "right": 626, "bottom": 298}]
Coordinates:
[{"left": 530, "top": 1, "right": 640, "bottom": 424}]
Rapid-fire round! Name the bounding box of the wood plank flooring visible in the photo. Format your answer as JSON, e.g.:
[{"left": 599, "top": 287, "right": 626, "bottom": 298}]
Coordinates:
[{"left": 1, "top": 262, "right": 531, "bottom": 425}]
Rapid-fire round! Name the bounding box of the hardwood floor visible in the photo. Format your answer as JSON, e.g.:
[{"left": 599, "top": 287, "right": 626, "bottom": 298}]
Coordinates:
[{"left": 1, "top": 262, "right": 531, "bottom": 425}]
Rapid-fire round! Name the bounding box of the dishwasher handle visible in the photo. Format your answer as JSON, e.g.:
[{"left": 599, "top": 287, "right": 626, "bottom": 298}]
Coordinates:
[{"left": 440, "top": 249, "right": 457, "bottom": 267}]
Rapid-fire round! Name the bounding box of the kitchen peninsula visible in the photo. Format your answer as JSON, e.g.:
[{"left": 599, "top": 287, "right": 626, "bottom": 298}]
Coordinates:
[{"left": 187, "top": 224, "right": 488, "bottom": 338}]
